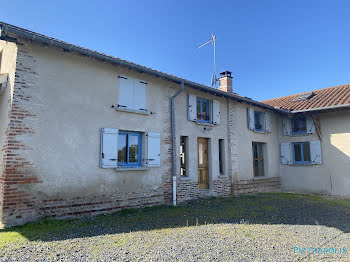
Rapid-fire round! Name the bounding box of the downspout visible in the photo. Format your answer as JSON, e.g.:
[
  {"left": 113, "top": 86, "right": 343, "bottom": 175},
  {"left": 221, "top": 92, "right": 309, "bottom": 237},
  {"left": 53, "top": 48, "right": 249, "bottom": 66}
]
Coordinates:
[{"left": 171, "top": 81, "right": 185, "bottom": 206}]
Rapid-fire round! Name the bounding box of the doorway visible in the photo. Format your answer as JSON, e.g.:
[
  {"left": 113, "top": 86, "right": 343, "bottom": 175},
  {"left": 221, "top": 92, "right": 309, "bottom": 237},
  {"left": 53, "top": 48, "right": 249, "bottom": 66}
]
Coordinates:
[{"left": 197, "top": 138, "right": 209, "bottom": 189}]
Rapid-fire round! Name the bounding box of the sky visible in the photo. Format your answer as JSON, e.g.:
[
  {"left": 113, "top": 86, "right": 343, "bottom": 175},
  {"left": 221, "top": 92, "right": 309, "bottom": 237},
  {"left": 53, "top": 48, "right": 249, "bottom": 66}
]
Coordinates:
[{"left": 2, "top": 0, "right": 350, "bottom": 101}]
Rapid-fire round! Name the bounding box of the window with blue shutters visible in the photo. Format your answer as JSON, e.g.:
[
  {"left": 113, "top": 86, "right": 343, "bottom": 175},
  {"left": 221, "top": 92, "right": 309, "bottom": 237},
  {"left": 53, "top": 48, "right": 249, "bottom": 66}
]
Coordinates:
[
  {"left": 292, "top": 142, "right": 311, "bottom": 164},
  {"left": 117, "top": 131, "right": 142, "bottom": 167},
  {"left": 292, "top": 117, "right": 307, "bottom": 135},
  {"left": 196, "top": 98, "right": 210, "bottom": 123}
]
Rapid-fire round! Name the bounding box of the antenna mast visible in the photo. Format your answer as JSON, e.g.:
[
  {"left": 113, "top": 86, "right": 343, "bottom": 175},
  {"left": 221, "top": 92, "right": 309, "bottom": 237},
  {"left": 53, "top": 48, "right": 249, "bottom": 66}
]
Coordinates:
[{"left": 198, "top": 33, "right": 217, "bottom": 87}]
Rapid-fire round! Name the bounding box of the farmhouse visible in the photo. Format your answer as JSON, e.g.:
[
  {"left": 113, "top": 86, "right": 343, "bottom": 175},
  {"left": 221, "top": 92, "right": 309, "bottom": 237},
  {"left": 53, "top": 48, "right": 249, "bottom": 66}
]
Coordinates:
[{"left": 0, "top": 22, "right": 349, "bottom": 227}]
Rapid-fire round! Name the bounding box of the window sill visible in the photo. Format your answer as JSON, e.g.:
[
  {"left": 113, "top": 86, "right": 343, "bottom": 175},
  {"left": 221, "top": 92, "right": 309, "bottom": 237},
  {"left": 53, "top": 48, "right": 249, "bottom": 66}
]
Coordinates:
[
  {"left": 115, "top": 167, "right": 150, "bottom": 172},
  {"left": 252, "top": 129, "right": 269, "bottom": 134},
  {"left": 253, "top": 176, "right": 267, "bottom": 180},
  {"left": 289, "top": 163, "right": 314, "bottom": 166},
  {"left": 116, "top": 107, "right": 150, "bottom": 115},
  {"left": 179, "top": 176, "right": 191, "bottom": 181},
  {"left": 195, "top": 121, "right": 214, "bottom": 127}
]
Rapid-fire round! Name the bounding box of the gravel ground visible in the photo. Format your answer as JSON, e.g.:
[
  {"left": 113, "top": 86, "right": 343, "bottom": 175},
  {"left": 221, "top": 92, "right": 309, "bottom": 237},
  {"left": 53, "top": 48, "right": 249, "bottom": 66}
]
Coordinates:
[{"left": 0, "top": 193, "right": 350, "bottom": 261}]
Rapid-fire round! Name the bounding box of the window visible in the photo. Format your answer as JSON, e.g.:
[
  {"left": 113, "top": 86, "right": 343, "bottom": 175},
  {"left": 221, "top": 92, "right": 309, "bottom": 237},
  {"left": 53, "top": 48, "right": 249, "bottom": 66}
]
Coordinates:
[
  {"left": 247, "top": 108, "right": 271, "bottom": 132},
  {"left": 292, "top": 142, "right": 311, "bottom": 164},
  {"left": 180, "top": 136, "right": 188, "bottom": 177},
  {"left": 118, "top": 76, "right": 147, "bottom": 112},
  {"left": 117, "top": 131, "right": 142, "bottom": 167},
  {"left": 196, "top": 98, "right": 210, "bottom": 123},
  {"left": 292, "top": 117, "right": 307, "bottom": 134},
  {"left": 219, "top": 139, "right": 225, "bottom": 175},
  {"left": 254, "top": 111, "right": 263, "bottom": 131},
  {"left": 252, "top": 142, "right": 265, "bottom": 177}
]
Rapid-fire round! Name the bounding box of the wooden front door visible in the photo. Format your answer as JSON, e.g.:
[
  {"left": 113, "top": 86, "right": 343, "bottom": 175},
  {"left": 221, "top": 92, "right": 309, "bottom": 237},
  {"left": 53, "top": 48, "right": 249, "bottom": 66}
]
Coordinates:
[{"left": 197, "top": 138, "right": 209, "bottom": 189}]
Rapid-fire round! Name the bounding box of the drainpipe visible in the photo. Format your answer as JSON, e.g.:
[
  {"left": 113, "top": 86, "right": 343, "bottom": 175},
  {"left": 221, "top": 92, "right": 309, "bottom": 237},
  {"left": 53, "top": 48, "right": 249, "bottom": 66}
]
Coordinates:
[{"left": 171, "top": 81, "right": 185, "bottom": 206}]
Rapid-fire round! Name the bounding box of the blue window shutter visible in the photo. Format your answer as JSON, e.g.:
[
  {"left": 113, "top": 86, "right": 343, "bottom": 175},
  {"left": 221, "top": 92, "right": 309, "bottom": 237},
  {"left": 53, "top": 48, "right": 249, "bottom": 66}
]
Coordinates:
[
  {"left": 118, "top": 76, "right": 133, "bottom": 109},
  {"left": 264, "top": 112, "right": 271, "bottom": 133},
  {"left": 282, "top": 118, "right": 291, "bottom": 136},
  {"left": 100, "top": 128, "right": 118, "bottom": 168},
  {"left": 280, "top": 142, "right": 290, "bottom": 165},
  {"left": 212, "top": 100, "right": 221, "bottom": 125},
  {"left": 310, "top": 140, "right": 322, "bottom": 164},
  {"left": 247, "top": 108, "right": 254, "bottom": 130},
  {"left": 306, "top": 117, "right": 315, "bottom": 134},
  {"left": 147, "top": 132, "right": 161, "bottom": 167},
  {"left": 188, "top": 94, "right": 197, "bottom": 121},
  {"left": 134, "top": 80, "right": 147, "bottom": 111}
]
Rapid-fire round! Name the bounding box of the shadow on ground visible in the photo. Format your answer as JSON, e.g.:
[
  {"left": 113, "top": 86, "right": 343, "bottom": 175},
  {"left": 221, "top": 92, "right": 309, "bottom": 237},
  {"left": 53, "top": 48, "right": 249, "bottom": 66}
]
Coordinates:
[{"left": 2, "top": 193, "right": 350, "bottom": 242}]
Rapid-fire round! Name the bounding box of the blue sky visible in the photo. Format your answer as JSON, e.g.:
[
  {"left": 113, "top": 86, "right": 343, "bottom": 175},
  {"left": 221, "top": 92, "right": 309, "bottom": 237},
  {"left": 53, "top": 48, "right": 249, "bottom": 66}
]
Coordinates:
[{"left": 2, "top": 0, "right": 350, "bottom": 100}]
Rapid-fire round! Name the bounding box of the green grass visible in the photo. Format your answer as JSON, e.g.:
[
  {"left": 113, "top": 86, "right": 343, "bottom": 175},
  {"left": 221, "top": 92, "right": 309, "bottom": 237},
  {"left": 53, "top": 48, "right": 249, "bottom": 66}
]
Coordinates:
[{"left": 0, "top": 192, "right": 349, "bottom": 250}]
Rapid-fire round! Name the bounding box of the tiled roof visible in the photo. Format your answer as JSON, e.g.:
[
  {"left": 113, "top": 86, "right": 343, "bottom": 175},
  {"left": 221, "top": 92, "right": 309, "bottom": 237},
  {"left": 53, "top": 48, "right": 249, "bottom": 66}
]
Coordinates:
[{"left": 261, "top": 84, "right": 350, "bottom": 112}]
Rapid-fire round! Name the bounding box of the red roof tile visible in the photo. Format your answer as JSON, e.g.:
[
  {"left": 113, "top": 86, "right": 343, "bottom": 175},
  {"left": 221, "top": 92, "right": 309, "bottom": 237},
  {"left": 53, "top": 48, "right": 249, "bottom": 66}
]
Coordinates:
[{"left": 261, "top": 84, "right": 350, "bottom": 112}]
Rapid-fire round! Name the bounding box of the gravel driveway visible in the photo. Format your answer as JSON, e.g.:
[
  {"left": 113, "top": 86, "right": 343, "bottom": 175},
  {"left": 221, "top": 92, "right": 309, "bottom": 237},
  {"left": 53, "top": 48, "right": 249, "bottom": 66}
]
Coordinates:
[{"left": 0, "top": 193, "right": 350, "bottom": 261}]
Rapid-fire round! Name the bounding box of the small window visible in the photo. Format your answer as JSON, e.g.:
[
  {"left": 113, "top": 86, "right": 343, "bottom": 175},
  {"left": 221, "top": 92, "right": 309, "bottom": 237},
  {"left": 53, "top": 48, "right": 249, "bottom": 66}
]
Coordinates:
[
  {"left": 196, "top": 98, "right": 210, "bottom": 123},
  {"left": 252, "top": 142, "right": 265, "bottom": 177},
  {"left": 292, "top": 117, "right": 307, "bottom": 134},
  {"left": 254, "top": 111, "right": 263, "bottom": 131},
  {"left": 180, "top": 136, "right": 188, "bottom": 177},
  {"left": 292, "top": 142, "right": 311, "bottom": 164},
  {"left": 219, "top": 139, "right": 225, "bottom": 175},
  {"left": 118, "top": 131, "right": 142, "bottom": 167}
]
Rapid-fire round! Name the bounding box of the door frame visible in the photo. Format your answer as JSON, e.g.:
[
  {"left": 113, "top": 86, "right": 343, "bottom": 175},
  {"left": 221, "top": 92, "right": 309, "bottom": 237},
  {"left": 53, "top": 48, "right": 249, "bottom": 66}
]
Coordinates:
[{"left": 197, "top": 137, "right": 210, "bottom": 190}]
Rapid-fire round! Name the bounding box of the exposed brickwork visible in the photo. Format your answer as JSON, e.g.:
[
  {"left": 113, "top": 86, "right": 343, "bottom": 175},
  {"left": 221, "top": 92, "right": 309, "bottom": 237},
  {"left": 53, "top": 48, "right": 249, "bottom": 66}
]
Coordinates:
[
  {"left": 0, "top": 43, "right": 42, "bottom": 226},
  {"left": 38, "top": 188, "right": 164, "bottom": 218},
  {"left": 212, "top": 177, "right": 231, "bottom": 196},
  {"left": 227, "top": 101, "right": 239, "bottom": 182},
  {"left": 177, "top": 180, "right": 199, "bottom": 203},
  {"left": 232, "top": 177, "right": 281, "bottom": 195}
]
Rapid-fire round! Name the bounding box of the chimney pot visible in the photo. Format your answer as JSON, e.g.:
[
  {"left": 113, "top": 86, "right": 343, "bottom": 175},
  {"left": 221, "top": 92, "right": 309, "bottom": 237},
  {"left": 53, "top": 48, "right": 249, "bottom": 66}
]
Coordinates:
[{"left": 219, "top": 71, "right": 233, "bottom": 93}]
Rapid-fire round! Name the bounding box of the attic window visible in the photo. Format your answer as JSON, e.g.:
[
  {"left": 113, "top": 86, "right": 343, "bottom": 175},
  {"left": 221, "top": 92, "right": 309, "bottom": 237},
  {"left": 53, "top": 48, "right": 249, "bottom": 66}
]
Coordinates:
[{"left": 293, "top": 92, "right": 315, "bottom": 102}]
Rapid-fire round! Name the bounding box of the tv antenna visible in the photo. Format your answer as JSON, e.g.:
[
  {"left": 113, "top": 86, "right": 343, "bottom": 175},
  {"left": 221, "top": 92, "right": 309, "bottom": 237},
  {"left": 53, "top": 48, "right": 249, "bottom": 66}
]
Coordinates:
[{"left": 198, "top": 33, "right": 217, "bottom": 87}]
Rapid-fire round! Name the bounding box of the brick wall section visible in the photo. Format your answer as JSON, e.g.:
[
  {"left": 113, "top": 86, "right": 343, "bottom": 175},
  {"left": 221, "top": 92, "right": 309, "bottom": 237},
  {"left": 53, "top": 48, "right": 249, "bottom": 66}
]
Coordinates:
[
  {"left": 232, "top": 177, "right": 281, "bottom": 195},
  {"left": 227, "top": 101, "right": 239, "bottom": 182},
  {"left": 177, "top": 180, "right": 199, "bottom": 203},
  {"left": 0, "top": 43, "right": 42, "bottom": 226},
  {"left": 39, "top": 188, "right": 164, "bottom": 218},
  {"left": 212, "top": 177, "right": 231, "bottom": 196}
]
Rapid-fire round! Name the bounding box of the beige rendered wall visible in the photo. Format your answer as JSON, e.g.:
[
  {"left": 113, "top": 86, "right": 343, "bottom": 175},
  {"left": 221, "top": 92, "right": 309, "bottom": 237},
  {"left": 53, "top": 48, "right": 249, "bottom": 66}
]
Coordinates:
[
  {"left": 174, "top": 88, "right": 230, "bottom": 193},
  {"left": 233, "top": 102, "right": 281, "bottom": 181},
  {"left": 279, "top": 111, "right": 350, "bottom": 196},
  {"left": 23, "top": 42, "right": 175, "bottom": 198}
]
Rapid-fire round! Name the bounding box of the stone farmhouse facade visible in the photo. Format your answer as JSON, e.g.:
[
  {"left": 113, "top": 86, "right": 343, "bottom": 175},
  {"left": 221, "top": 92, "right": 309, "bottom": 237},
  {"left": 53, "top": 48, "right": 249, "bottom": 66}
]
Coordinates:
[{"left": 0, "top": 22, "right": 349, "bottom": 227}]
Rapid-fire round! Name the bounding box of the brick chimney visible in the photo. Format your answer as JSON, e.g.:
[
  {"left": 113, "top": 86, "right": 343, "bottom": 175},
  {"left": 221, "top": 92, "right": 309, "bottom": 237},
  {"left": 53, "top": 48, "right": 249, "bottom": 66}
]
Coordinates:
[{"left": 218, "top": 71, "right": 233, "bottom": 93}]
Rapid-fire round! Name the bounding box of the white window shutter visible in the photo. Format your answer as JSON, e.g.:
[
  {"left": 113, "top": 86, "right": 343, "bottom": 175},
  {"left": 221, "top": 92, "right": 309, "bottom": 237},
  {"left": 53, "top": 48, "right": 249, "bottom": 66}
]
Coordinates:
[
  {"left": 310, "top": 140, "right": 322, "bottom": 164},
  {"left": 100, "top": 128, "right": 118, "bottom": 168},
  {"left": 118, "top": 76, "right": 133, "bottom": 109},
  {"left": 282, "top": 118, "right": 291, "bottom": 136},
  {"left": 280, "top": 142, "right": 291, "bottom": 165},
  {"left": 247, "top": 108, "right": 254, "bottom": 130},
  {"left": 212, "top": 100, "right": 221, "bottom": 125},
  {"left": 188, "top": 94, "right": 197, "bottom": 121},
  {"left": 134, "top": 80, "right": 147, "bottom": 111},
  {"left": 306, "top": 117, "right": 315, "bottom": 134},
  {"left": 147, "top": 132, "right": 161, "bottom": 167},
  {"left": 264, "top": 112, "right": 271, "bottom": 133}
]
